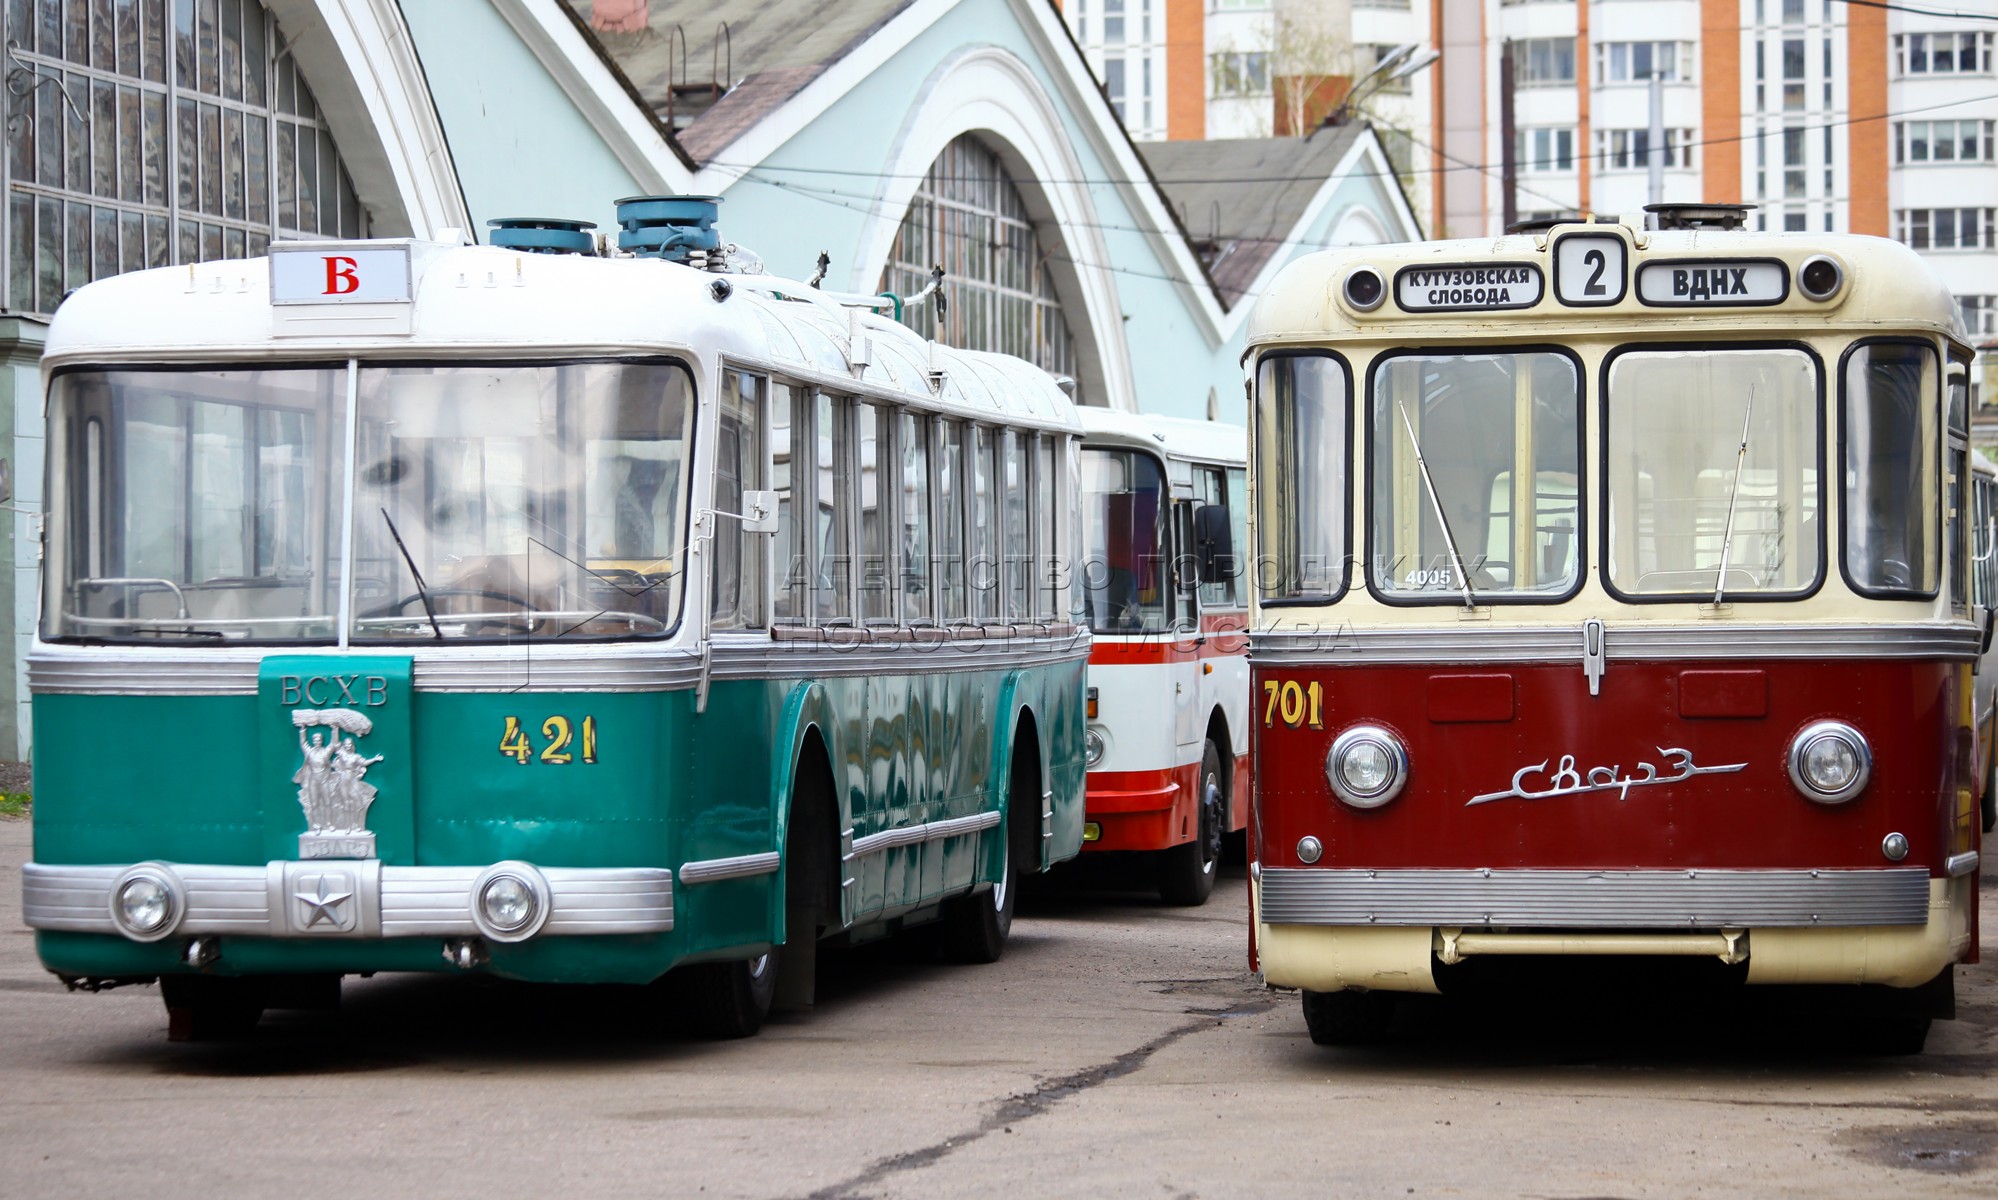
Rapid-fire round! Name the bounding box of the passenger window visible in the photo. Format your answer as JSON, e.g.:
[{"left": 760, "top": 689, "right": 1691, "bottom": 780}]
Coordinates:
[
  {"left": 1196, "top": 465, "right": 1235, "bottom": 609},
  {"left": 900, "top": 412, "right": 932, "bottom": 623},
  {"left": 773, "top": 384, "right": 806, "bottom": 624},
  {"left": 857, "top": 403, "right": 892, "bottom": 625},
  {"left": 937, "top": 419, "right": 967, "bottom": 621},
  {"left": 1037, "top": 434, "right": 1058, "bottom": 621},
  {"left": 711, "top": 370, "right": 765, "bottom": 628},
  {"left": 1844, "top": 341, "right": 1940, "bottom": 597},
  {"left": 815, "top": 392, "right": 852, "bottom": 622},
  {"left": 970, "top": 425, "right": 997, "bottom": 621},
  {"left": 1003, "top": 430, "right": 1031, "bottom": 620}
]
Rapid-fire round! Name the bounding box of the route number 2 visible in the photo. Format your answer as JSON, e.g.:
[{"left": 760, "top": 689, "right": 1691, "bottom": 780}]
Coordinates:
[
  {"left": 499, "top": 715, "right": 599, "bottom": 765},
  {"left": 1262, "top": 680, "right": 1324, "bottom": 729}
]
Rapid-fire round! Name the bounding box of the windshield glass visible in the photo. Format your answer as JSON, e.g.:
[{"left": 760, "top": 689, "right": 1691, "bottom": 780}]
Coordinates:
[
  {"left": 1368, "top": 351, "right": 1581, "bottom": 602},
  {"left": 352, "top": 361, "right": 694, "bottom": 641},
  {"left": 1079, "top": 447, "right": 1171, "bottom": 632},
  {"left": 43, "top": 360, "right": 694, "bottom": 644},
  {"left": 1604, "top": 348, "right": 1821, "bottom": 599},
  {"left": 44, "top": 367, "right": 349, "bottom": 642}
]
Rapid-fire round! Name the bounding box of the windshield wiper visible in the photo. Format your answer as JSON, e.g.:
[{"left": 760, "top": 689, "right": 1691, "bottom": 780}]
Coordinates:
[
  {"left": 381, "top": 508, "right": 444, "bottom": 639},
  {"left": 1713, "top": 386, "right": 1755, "bottom": 606},
  {"left": 1395, "top": 400, "right": 1477, "bottom": 609}
]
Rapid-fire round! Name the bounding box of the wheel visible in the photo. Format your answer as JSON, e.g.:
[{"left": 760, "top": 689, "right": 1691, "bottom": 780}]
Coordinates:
[
  {"left": 677, "top": 952, "right": 777, "bottom": 1039},
  {"left": 161, "top": 975, "right": 265, "bottom": 1042},
  {"left": 939, "top": 822, "right": 1016, "bottom": 964},
  {"left": 1157, "top": 741, "right": 1224, "bottom": 906},
  {"left": 1301, "top": 989, "right": 1395, "bottom": 1046}
]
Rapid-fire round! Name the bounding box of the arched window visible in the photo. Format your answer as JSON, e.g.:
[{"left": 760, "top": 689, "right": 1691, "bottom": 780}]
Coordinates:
[
  {"left": 881, "top": 136, "right": 1079, "bottom": 393},
  {"left": 3, "top": 0, "right": 368, "bottom": 316}
]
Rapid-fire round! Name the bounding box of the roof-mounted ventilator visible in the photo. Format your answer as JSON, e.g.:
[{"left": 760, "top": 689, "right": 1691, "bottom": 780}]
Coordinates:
[
  {"left": 1644, "top": 202, "right": 1756, "bottom": 232},
  {"left": 486, "top": 217, "right": 597, "bottom": 256},
  {"left": 617, "top": 195, "right": 730, "bottom": 268}
]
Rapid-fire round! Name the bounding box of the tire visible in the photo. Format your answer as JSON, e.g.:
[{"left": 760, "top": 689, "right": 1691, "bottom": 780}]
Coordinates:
[
  {"left": 679, "top": 952, "right": 778, "bottom": 1039},
  {"left": 939, "top": 828, "right": 1016, "bottom": 964},
  {"left": 161, "top": 975, "right": 265, "bottom": 1042},
  {"left": 1157, "top": 741, "right": 1224, "bottom": 907},
  {"left": 1301, "top": 989, "right": 1395, "bottom": 1046}
]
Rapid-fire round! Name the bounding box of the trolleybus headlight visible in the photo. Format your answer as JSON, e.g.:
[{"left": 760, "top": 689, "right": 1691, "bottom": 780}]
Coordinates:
[
  {"left": 1797, "top": 255, "right": 1844, "bottom": 301},
  {"left": 109, "top": 865, "right": 184, "bottom": 942},
  {"left": 1343, "top": 267, "right": 1387, "bottom": 312},
  {"left": 471, "top": 862, "right": 552, "bottom": 942},
  {"left": 1326, "top": 725, "right": 1408, "bottom": 808},
  {"left": 1787, "top": 721, "right": 1871, "bottom": 803},
  {"left": 1085, "top": 728, "right": 1107, "bottom": 768}
]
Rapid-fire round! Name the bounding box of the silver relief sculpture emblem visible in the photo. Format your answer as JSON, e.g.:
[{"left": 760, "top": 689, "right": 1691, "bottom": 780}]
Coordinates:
[
  {"left": 293, "top": 708, "right": 383, "bottom": 859},
  {"left": 1467, "top": 747, "right": 1747, "bottom": 807}
]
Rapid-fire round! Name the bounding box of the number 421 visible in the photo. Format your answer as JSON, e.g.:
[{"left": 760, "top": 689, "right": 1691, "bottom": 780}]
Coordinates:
[{"left": 499, "top": 715, "right": 599, "bottom": 765}]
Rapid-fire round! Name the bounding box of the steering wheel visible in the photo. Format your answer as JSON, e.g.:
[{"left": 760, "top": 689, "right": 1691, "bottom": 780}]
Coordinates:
[{"left": 360, "top": 587, "right": 536, "bottom": 623}]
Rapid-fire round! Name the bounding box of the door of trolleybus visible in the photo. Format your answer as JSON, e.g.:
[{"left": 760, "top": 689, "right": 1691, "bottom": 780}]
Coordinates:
[
  {"left": 1076, "top": 411, "right": 1250, "bottom": 905},
  {"left": 19, "top": 219, "right": 1089, "bottom": 1042},
  {"left": 1245, "top": 211, "right": 1981, "bottom": 1053}
]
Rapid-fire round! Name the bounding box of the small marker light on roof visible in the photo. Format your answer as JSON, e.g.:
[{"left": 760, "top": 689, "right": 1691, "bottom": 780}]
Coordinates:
[
  {"left": 1797, "top": 255, "right": 1843, "bottom": 301},
  {"left": 1344, "top": 267, "right": 1386, "bottom": 312}
]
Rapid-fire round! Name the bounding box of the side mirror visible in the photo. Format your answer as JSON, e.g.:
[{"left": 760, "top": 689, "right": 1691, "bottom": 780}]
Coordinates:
[
  {"left": 739, "top": 489, "right": 779, "bottom": 534},
  {"left": 1194, "top": 503, "right": 1233, "bottom": 585}
]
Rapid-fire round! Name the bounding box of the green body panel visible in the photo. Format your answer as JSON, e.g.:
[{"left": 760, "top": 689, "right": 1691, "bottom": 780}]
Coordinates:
[{"left": 31, "top": 653, "right": 1086, "bottom": 985}]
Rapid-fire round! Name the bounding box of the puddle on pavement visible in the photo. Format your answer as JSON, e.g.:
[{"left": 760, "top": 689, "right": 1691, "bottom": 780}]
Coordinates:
[{"left": 1845, "top": 1117, "right": 1997, "bottom": 1174}]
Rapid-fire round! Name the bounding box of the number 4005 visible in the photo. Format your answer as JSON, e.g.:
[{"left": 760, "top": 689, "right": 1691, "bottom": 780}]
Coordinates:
[
  {"left": 1261, "top": 680, "right": 1324, "bottom": 729},
  {"left": 499, "top": 715, "right": 599, "bottom": 765}
]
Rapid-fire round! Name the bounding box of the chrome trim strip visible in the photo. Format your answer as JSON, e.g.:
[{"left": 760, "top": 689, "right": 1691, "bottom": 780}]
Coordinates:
[
  {"left": 27, "top": 647, "right": 704, "bottom": 695},
  {"left": 1945, "top": 851, "right": 1980, "bottom": 878},
  {"left": 678, "top": 851, "right": 781, "bottom": 885},
  {"left": 849, "top": 810, "right": 1002, "bottom": 858},
  {"left": 23, "top": 861, "right": 674, "bottom": 937},
  {"left": 707, "top": 635, "right": 1090, "bottom": 682},
  {"left": 1258, "top": 867, "right": 1932, "bottom": 927},
  {"left": 1249, "top": 623, "right": 1981, "bottom": 666}
]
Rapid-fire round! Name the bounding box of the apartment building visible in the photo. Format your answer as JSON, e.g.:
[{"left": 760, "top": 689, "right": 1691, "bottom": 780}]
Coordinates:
[{"left": 1061, "top": 0, "right": 1996, "bottom": 401}]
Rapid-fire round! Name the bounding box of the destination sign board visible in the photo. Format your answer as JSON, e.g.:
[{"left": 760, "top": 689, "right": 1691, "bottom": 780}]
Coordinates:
[
  {"left": 1552, "top": 234, "right": 1627, "bottom": 307},
  {"left": 1394, "top": 263, "right": 1545, "bottom": 312},
  {"left": 270, "top": 244, "right": 413, "bottom": 306},
  {"left": 1635, "top": 259, "right": 1788, "bottom": 307}
]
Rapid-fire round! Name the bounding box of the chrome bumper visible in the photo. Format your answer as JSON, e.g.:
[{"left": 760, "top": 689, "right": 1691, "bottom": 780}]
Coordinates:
[
  {"left": 1258, "top": 867, "right": 1933, "bottom": 928},
  {"left": 23, "top": 859, "right": 674, "bottom": 941}
]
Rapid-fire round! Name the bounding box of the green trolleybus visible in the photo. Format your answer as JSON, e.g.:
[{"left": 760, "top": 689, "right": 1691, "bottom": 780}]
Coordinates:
[{"left": 20, "top": 199, "right": 1088, "bottom": 1040}]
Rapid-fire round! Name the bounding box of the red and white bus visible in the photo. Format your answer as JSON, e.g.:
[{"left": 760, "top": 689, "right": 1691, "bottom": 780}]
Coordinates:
[
  {"left": 1246, "top": 207, "right": 1982, "bottom": 1051},
  {"left": 1077, "top": 411, "right": 1250, "bottom": 904}
]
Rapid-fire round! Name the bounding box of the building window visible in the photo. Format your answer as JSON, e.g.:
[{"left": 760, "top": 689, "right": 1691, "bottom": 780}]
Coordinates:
[
  {"left": 1105, "top": 57, "right": 1126, "bottom": 119},
  {"left": 1896, "top": 208, "right": 1998, "bottom": 251},
  {"left": 1961, "top": 296, "right": 1998, "bottom": 337},
  {"left": 1516, "top": 128, "right": 1575, "bottom": 173},
  {"left": 1210, "top": 51, "right": 1271, "bottom": 97},
  {"left": 1105, "top": 0, "right": 1125, "bottom": 43},
  {"left": 1896, "top": 120, "right": 1998, "bottom": 164},
  {"left": 1597, "top": 42, "right": 1691, "bottom": 84},
  {"left": 1896, "top": 32, "right": 1996, "bottom": 76},
  {"left": 881, "top": 136, "right": 1080, "bottom": 394},
  {"left": 2, "top": 0, "right": 368, "bottom": 317},
  {"left": 1515, "top": 38, "right": 1577, "bottom": 87},
  {"left": 1356, "top": 44, "right": 1413, "bottom": 94},
  {"left": 1594, "top": 128, "right": 1696, "bottom": 171},
  {"left": 1782, "top": 38, "right": 1806, "bottom": 111},
  {"left": 1784, "top": 212, "right": 1807, "bottom": 232}
]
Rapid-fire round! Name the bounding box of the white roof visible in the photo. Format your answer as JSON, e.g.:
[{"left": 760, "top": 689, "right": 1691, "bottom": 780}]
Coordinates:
[
  {"left": 41, "top": 238, "right": 1080, "bottom": 433},
  {"left": 1077, "top": 407, "right": 1245, "bottom": 466}
]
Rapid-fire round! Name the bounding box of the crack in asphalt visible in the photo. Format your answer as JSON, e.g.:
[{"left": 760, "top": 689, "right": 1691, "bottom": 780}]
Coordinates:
[{"left": 805, "top": 998, "right": 1275, "bottom": 1200}]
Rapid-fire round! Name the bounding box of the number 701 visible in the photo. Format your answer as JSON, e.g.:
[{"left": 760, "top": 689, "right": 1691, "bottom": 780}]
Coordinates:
[{"left": 1262, "top": 680, "right": 1323, "bottom": 729}]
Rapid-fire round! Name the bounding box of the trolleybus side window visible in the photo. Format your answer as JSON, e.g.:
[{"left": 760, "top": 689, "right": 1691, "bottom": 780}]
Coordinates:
[
  {"left": 1226, "top": 467, "right": 1248, "bottom": 608},
  {"left": 1975, "top": 462, "right": 1998, "bottom": 612},
  {"left": 351, "top": 360, "right": 694, "bottom": 642},
  {"left": 970, "top": 425, "right": 998, "bottom": 621},
  {"left": 899, "top": 411, "right": 933, "bottom": 622},
  {"left": 773, "top": 383, "right": 805, "bottom": 624},
  {"left": 1255, "top": 352, "right": 1349, "bottom": 605},
  {"left": 1080, "top": 447, "right": 1170, "bottom": 632},
  {"left": 44, "top": 365, "right": 347, "bottom": 642},
  {"left": 1947, "top": 359, "right": 1971, "bottom": 613},
  {"left": 1843, "top": 340, "right": 1941, "bottom": 597},
  {"left": 857, "top": 402, "right": 893, "bottom": 626},
  {"left": 1037, "top": 433, "right": 1059, "bottom": 622},
  {"left": 1367, "top": 350, "right": 1581, "bottom": 603},
  {"left": 712, "top": 369, "right": 767, "bottom": 629},
  {"left": 1003, "top": 430, "right": 1032, "bottom": 621},
  {"left": 1603, "top": 347, "right": 1822, "bottom": 600},
  {"left": 813, "top": 392, "right": 854, "bottom": 623},
  {"left": 1195, "top": 465, "right": 1237, "bottom": 610},
  {"left": 937, "top": 419, "right": 968, "bottom": 621}
]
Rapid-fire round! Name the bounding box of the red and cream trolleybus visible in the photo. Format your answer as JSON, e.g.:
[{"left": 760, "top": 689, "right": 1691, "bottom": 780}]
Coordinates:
[
  {"left": 1245, "top": 205, "right": 1983, "bottom": 1051},
  {"left": 1077, "top": 410, "right": 1250, "bottom": 904}
]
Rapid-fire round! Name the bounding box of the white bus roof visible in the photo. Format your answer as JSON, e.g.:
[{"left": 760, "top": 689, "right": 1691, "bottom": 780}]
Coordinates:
[
  {"left": 41, "top": 237, "right": 1080, "bottom": 433},
  {"left": 1249, "top": 223, "right": 1967, "bottom": 350},
  {"left": 1077, "top": 407, "right": 1246, "bottom": 466}
]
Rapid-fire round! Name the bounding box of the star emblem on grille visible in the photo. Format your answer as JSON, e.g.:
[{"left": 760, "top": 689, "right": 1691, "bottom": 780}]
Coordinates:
[{"left": 294, "top": 875, "right": 355, "bottom": 928}]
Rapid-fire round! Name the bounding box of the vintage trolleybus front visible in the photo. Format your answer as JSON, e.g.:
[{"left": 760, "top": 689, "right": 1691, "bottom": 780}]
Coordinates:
[
  {"left": 22, "top": 201, "right": 1088, "bottom": 1039},
  {"left": 1076, "top": 411, "right": 1250, "bottom": 904},
  {"left": 1246, "top": 210, "right": 1983, "bottom": 1051}
]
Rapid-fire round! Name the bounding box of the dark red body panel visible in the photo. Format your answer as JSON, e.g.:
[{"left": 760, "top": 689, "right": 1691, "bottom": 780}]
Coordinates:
[{"left": 1253, "top": 658, "right": 1974, "bottom": 875}]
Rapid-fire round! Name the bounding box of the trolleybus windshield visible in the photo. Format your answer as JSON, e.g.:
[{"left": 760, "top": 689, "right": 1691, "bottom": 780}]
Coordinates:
[
  {"left": 1080, "top": 447, "right": 1171, "bottom": 632},
  {"left": 43, "top": 359, "right": 695, "bottom": 643},
  {"left": 1603, "top": 347, "right": 1822, "bottom": 600}
]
